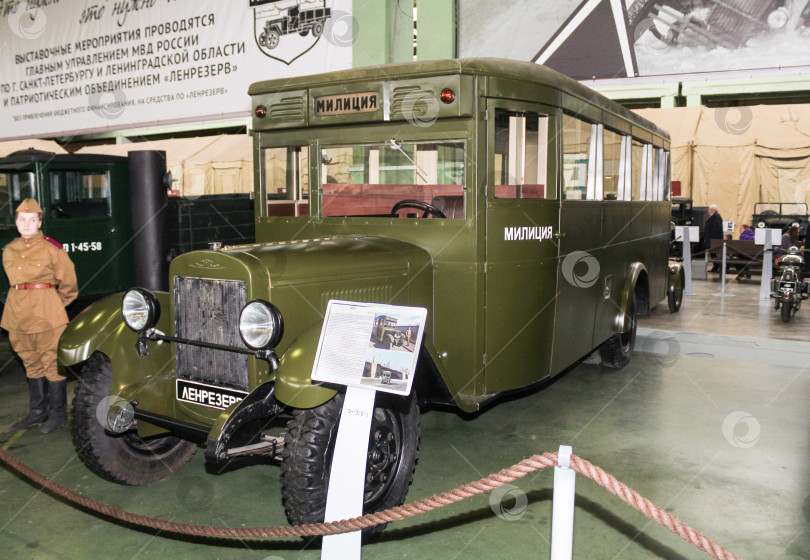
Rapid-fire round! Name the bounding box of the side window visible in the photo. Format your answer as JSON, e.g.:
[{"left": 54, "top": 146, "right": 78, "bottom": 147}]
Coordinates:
[
  {"left": 0, "top": 171, "right": 36, "bottom": 220},
  {"left": 263, "top": 146, "right": 309, "bottom": 217},
  {"left": 653, "top": 148, "right": 669, "bottom": 201},
  {"left": 562, "top": 114, "right": 593, "bottom": 200},
  {"left": 493, "top": 110, "right": 551, "bottom": 199},
  {"left": 49, "top": 170, "right": 111, "bottom": 218},
  {"left": 631, "top": 140, "right": 644, "bottom": 201},
  {"left": 603, "top": 129, "right": 622, "bottom": 200}
]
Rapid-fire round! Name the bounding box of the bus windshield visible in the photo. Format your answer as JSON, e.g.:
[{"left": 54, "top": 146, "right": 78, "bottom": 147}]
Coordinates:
[{"left": 320, "top": 140, "right": 465, "bottom": 218}]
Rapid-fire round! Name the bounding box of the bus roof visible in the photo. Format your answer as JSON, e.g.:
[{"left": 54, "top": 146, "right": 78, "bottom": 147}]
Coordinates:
[{"left": 248, "top": 58, "right": 669, "bottom": 142}]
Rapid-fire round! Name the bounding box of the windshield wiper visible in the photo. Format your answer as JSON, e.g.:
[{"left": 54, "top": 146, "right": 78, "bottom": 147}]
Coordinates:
[{"left": 388, "top": 139, "right": 429, "bottom": 184}]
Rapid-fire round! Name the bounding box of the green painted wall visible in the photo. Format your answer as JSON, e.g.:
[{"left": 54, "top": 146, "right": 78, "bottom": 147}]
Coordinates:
[
  {"left": 352, "top": 0, "right": 415, "bottom": 67},
  {"left": 352, "top": 0, "right": 456, "bottom": 68},
  {"left": 416, "top": 0, "right": 456, "bottom": 61}
]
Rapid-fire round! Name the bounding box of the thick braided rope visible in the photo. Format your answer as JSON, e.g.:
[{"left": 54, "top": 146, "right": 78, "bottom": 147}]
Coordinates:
[
  {"left": 0, "top": 447, "right": 556, "bottom": 539},
  {"left": 570, "top": 455, "right": 742, "bottom": 560},
  {"left": 0, "top": 446, "right": 744, "bottom": 559}
]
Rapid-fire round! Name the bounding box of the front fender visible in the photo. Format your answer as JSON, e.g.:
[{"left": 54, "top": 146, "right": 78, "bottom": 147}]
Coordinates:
[
  {"left": 58, "top": 292, "right": 130, "bottom": 365},
  {"left": 275, "top": 321, "right": 337, "bottom": 409},
  {"left": 58, "top": 291, "right": 173, "bottom": 371},
  {"left": 667, "top": 261, "right": 684, "bottom": 293}
]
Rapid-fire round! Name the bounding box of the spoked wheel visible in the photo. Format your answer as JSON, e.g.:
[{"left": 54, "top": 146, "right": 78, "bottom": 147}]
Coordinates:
[
  {"left": 600, "top": 292, "right": 637, "bottom": 369},
  {"left": 72, "top": 353, "right": 197, "bottom": 485},
  {"left": 281, "top": 392, "right": 419, "bottom": 540}
]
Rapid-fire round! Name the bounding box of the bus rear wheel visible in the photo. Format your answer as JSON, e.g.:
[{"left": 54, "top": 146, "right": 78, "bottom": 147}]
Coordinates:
[
  {"left": 600, "top": 293, "right": 637, "bottom": 369},
  {"left": 281, "top": 392, "right": 419, "bottom": 540}
]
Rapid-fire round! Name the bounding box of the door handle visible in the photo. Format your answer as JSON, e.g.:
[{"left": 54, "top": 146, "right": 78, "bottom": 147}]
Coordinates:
[{"left": 555, "top": 231, "right": 566, "bottom": 239}]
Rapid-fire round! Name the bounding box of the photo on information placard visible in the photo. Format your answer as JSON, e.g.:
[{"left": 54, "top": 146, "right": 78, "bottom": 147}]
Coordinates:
[{"left": 367, "top": 312, "right": 420, "bottom": 353}]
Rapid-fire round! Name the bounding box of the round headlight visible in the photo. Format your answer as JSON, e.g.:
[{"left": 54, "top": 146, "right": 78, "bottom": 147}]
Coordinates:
[
  {"left": 122, "top": 289, "right": 159, "bottom": 332},
  {"left": 239, "top": 300, "right": 283, "bottom": 350}
]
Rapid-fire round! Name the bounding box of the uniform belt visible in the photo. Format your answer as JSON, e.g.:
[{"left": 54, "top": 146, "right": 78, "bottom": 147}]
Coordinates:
[{"left": 14, "top": 283, "right": 54, "bottom": 290}]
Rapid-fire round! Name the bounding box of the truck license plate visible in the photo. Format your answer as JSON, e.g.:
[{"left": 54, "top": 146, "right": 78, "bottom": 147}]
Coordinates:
[{"left": 176, "top": 379, "right": 248, "bottom": 410}]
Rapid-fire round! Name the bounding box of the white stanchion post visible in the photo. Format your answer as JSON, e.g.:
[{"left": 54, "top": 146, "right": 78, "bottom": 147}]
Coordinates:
[
  {"left": 760, "top": 239, "right": 773, "bottom": 300},
  {"left": 682, "top": 228, "right": 692, "bottom": 295},
  {"left": 550, "top": 445, "right": 576, "bottom": 560},
  {"left": 321, "top": 386, "right": 377, "bottom": 560}
]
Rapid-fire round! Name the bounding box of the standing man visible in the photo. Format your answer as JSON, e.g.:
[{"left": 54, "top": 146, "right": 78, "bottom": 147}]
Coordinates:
[
  {"left": 704, "top": 204, "right": 724, "bottom": 272},
  {"left": 3, "top": 199, "right": 78, "bottom": 434}
]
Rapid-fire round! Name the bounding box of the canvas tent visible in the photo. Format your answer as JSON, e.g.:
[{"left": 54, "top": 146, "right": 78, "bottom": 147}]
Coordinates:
[
  {"left": 636, "top": 104, "right": 810, "bottom": 230},
  {"left": 0, "top": 139, "right": 68, "bottom": 157},
  {"left": 75, "top": 135, "right": 253, "bottom": 196}
]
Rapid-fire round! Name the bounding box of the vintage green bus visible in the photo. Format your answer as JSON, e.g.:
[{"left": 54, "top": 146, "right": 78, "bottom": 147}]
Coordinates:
[{"left": 60, "top": 58, "right": 683, "bottom": 536}]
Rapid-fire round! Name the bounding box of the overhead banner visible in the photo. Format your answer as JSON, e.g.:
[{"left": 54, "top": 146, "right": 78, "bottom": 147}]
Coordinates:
[
  {"left": 460, "top": 0, "right": 810, "bottom": 80},
  {"left": 0, "top": 0, "right": 353, "bottom": 140}
]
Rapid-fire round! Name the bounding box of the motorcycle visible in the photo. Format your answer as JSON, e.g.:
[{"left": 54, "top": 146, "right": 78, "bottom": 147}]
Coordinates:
[{"left": 771, "top": 246, "right": 809, "bottom": 322}]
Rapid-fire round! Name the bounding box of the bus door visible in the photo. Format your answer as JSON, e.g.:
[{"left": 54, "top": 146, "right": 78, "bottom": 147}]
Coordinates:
[
  {"left": 550, "top": 113, "right": 605, "bottom": 373},
  {"left": 484, "top": 102, "right": 560, "bottom": 393}
]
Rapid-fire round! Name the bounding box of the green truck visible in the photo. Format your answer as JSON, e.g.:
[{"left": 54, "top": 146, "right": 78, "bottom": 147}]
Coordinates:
[
  {"left": 0, "top": 149, "right": 254, "bottom": 309},
  {"left": 59, "top": 58, "right": 683, "bottom": 537}
]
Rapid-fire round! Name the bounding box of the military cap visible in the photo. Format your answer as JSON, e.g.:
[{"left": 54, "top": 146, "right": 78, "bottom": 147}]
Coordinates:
[{"left": 15, "top": 198, "right": 43, "bottom": 214}]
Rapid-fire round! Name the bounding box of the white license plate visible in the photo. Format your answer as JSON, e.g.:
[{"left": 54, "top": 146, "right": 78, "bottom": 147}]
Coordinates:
[{"left": 176, "top": 379, "right": 248, "bottom": 410}]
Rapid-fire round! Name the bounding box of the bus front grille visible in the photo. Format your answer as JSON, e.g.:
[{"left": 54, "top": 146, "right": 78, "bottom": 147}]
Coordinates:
[{"left": 174, "top": 276, "right": 249, "bottom": 391}]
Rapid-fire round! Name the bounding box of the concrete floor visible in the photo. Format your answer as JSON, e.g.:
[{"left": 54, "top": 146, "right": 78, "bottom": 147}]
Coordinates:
[{"left": 1, "top": 275, "right": 809, "bottom": 559}]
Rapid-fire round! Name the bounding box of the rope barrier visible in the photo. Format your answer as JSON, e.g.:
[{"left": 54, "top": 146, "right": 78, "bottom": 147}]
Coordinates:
[{"left": 0, "top": 447, "right": 742, "bottom": 558}]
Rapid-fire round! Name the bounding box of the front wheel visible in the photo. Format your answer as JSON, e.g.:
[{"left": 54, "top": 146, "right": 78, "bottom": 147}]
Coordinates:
[
  {"left": 600, "top": 292, "right": 637, "bottom": 369},
  {"left": 72, "top": 353, "right": 197, "bottom": 485},
  {"left": 281, "top": 392, "right": 420, "bottom": 540},
  {"left": 781, "top": 301, "right": 793, "bottom": 322}
]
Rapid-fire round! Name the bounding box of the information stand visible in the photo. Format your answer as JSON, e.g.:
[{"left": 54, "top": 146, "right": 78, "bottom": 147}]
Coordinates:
[
  {"left": 312, "top": 300, "right": 427, "bottom": 560},
  {"left": 755, "top": 228, "right": 781, "bottom": 300}
]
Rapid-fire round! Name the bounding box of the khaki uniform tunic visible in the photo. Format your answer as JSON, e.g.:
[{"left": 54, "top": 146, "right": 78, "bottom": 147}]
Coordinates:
[{"left": 2, "top": 231, "right": 78, "bottom": 380}]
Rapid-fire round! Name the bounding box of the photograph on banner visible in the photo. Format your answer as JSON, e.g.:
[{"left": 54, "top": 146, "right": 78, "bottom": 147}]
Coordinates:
[{"left": 312, "top": 300, "right": 427, "bottom": 396}]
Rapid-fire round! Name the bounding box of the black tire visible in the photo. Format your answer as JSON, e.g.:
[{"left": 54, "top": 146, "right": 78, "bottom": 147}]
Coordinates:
[
  {"left": 600, "top": 292, "right": 637, "bottom": 369},
  {"left": 72, "top": 353, "right": 197, "bottom": 486},
  {"left": 668, "top": 270, "right": 684, "bottom": 313},
  {"left": 281, "top": 392, "right": 419, "bottom": 540},
  {"left": 781, "top": 302, "right": 792, "bottom": 322},
  {"left": 299, "top": 28, "right": 310, "bottom": 36},
  {"left": 311, "top": 21, "right": 324, "bottom": 37}
]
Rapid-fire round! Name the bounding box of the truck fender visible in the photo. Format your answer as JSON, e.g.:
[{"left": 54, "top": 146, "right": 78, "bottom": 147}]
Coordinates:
[
  {"left": 58, "top": 291, "right": 174, "bottom": 376},
  {"left": 58, "top": 292, "right": 132, "bottom": 365},
  {"left": 275, "top": 321, "right": 337, "bottom": 409},
  {"left": 615, "top": 263, "right": 648, "bottom": 332}
]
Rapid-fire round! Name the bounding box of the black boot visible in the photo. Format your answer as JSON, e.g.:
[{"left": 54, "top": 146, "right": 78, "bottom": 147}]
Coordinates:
[
  {"left": 40, "top": 379, "right": 67, "bottom": 434},
  {"left": 10, "top": 377, "right": 48, "bottom": 430}
]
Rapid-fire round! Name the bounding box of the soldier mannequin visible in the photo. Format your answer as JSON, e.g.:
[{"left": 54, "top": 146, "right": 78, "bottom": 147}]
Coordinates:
[{"left": 3, "top": 199, "right": 78, "bottom": 434}]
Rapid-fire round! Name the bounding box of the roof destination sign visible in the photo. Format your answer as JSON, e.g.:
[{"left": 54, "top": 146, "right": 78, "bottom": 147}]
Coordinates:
[{"left": 314, "top": 92, "right": 378, "bottom": 116}]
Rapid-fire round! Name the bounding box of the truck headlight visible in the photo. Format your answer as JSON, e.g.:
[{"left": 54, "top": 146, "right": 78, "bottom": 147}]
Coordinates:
[
  {"left": 239, "top": 300, "right": 283, "bottom": 350},
  {"left": 122, "top": 289, "right": 160, "bottom": 332}
]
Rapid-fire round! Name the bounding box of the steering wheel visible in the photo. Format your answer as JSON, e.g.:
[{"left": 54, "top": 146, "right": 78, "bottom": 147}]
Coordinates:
[{"left": 391, "top": 199, "right": 446, "bottom": 219}]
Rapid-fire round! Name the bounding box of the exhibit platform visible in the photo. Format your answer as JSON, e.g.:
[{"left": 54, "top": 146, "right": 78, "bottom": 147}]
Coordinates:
[{"left": 0, "top": 276, "right": 808, "bottom": 559}]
